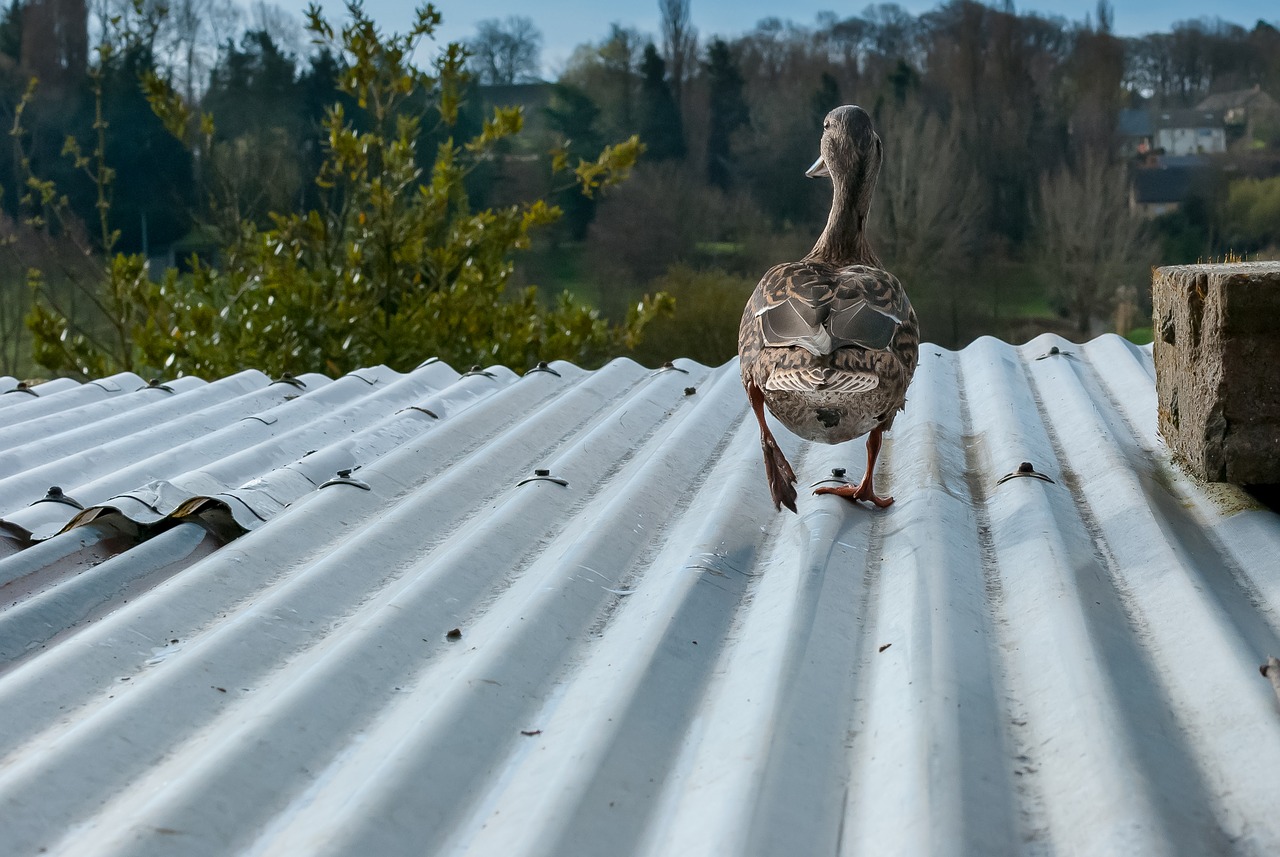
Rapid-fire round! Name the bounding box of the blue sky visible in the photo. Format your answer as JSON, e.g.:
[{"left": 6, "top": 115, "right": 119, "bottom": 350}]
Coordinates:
[{"left": 290, "top": 0, "right": 1278, "bottom": 73}]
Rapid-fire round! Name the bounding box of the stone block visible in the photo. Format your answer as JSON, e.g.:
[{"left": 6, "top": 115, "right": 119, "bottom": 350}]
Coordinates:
[{"left": 1153, "top": 262, "right": 1280, "bottom": 484}]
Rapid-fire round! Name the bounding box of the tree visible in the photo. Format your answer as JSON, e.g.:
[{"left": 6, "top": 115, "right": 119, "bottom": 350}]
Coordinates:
[
  {"left": 198, "top": 30, "right": 306, "bottom": 227},
  {"left": 1035, "top": 151, "right": 1153, "bottom": 334},
  {"left": 154, "top": 0, "right": 242, "bottom": 104},
  {"left": 25, "top": 3, "right": 667, "bottom": 378},
  {"left": 543, "top": 83, "right": 604, "bottom": 240},
  {"left": 637, "top": 43, "right": 684, "bottom": 161},
  {"left": 0, "top": 0, "right": 22, "bottom": 62},
  {"left": 704, "top": 38, "right": 747, "bottom": 190},
  {"left": 628, "top": 265, "right": 751, "bottom": 367},
  {"left": 560, "top": 24, "right": 645, "bottom": 141},
  {"left": 872, "top": 99, "right": 985, "bottom": 344},
  {"left": 19, "top": 0, "right": 88, "bottom": 91},
  {"left": 100, "top": 42, "right": 194, "bottom": 252},
  {"left": 1067, "top": 1, "right": 1125, "bottom": 157},
  {"left": 811, "top": 72, "right": 840, "bottom": 123},
  {"left": 1221, "top": 176, "right": 1280, "bottom": 253},
  {"left": 469, "top": 15, "right": 541, "bottom": 85},
  {"left": 659, "top": 0, "right": 695, "bottom": 113}
]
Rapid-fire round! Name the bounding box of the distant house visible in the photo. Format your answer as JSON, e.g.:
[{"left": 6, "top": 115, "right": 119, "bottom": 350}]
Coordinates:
[
  {"left": 1196, "top": 85, "right": 1280, "bottom": 150},
  {"left": 1130, "top": 162, "right": 1198, "bottom": 218},
  {"left": 1151, "top": 109, "right": 1226, "bottom": 156}
]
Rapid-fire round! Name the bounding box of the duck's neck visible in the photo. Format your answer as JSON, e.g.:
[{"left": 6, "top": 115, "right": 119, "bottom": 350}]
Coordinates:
[{"left": 805, "top": 175, "right": 880, "bottom": 267}]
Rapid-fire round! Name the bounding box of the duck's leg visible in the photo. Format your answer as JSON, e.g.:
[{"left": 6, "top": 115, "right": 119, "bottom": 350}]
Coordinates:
[
  {"left": 747, "top": 380, "right": 798, "bottom": 513},
  {"left": 814, "top": 426, "right": 893, "bottom": 508}
]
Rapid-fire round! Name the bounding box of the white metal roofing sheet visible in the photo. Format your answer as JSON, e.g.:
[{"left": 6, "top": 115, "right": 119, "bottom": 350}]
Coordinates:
[{"left": 0, "top": 333, "right": 1276, "bottom": 856}]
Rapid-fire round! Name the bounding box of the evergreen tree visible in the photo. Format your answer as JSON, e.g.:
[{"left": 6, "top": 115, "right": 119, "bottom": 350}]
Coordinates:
[
  {"left": 0, "top": 0, "right": 22, "bottom": 62},
  {"left": 201, "top": 31, "right": 306, "bottom": 227},
  {"left": 638, "top": 43, "right": 684, "bottom": 161},
  {"left": 544, "top": 83, "right": 605, "bottom": 239},
  {"left": 102, "top": 45, "right": 194, "bottom": 251},
  {"left": 704, "top": 38, "right": 747, "bottom": 190},
  {"left": 811, "top": 71, "right": 840, "bottom": 123},
  {"left": 19, "top": 0, "right": 87, "bottom": 91},
  {"left": 204, "top": 31, "right": 303, "bottom": 142}
]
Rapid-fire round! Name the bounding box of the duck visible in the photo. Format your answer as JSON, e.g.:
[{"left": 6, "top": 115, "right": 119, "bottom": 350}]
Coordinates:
[{"left": 738, "top": 104, "right": 919, "bottom": 513}]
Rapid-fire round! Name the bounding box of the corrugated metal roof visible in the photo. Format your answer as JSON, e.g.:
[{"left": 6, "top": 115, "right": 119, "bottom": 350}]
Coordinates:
[{"left": 0, "top": 334, "right": 1278, "bottom": 856}]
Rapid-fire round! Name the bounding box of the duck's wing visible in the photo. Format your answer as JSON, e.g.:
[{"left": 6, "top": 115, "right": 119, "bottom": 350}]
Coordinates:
[{"left": 749, "top": 262, "right": 912, "bottom": 356}]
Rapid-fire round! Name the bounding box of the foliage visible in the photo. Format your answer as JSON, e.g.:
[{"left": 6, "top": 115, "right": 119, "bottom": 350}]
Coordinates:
[
  {"left": 704, "top": 38, "right": 748, "bottom": 190},
  {"left": 560, "top": 24, "right": 645, "bottom": 144},
  {"left": 1221, "top": 176, "right": 1280, "bottom": 254},
  {"left": 871, "top": 98, "right": 985, "bottom": 344},
  {"left": 24, "top": 2, "right": 668, "bottom": 379},
  {"left": 637, "top": 43, "right": 684, "bottom": 161},
  {"left": 8, "top": 0, "right": 1280, "bottom": 380},
  {"left": 658, "top": 0, "right": 696, "bottom": 112},
  {"left": 542, "top": 84, "right": 603, "bottom": 240},
  {"left": 627, "top": 265, "right": 751, "bottom": 367},
  {"left": 10, "top": 33, "right": 187, "bottom": 378},
  {"left": 1034, "top": 151, "right": 1154, "bottom": 334},
  {"left": 468, "top": 16, "right": 542, "bottom": 85},
  {"left": 586, "top": 161, "right": 793, "bottom": 295}
]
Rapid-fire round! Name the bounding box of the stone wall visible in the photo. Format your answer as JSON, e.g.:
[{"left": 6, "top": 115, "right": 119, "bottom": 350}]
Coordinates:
[{"left": 1153, "top": 262, "right": 1280, "bottom": 484}]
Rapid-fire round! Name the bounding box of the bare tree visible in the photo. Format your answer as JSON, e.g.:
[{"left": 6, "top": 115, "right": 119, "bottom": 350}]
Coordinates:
[
  {"left": 469, "top": 16, "right": 542, "bottom": 85},
  {"left": 162, "top": 0, "right": 242, "bottom": 103},
  {"left": 659, "top": 0, "right": 696, "bottom": 111},
  {"left": 871, "top": 99, "right": 985, "bottom": 343},
  {"left": 1035, "top": 151, "right": 1153, "bottom": 335},
  {"left": 246, "top": 0, "right": 302, "bottom": 57},
  {"left": 87, "top": 0, "right": 243, "bottom": 101}
]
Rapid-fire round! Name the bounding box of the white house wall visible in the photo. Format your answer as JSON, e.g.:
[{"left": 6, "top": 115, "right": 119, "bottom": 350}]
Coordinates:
[{"left": 1156, "top": 126, "right": 1226, "bottom": 156}]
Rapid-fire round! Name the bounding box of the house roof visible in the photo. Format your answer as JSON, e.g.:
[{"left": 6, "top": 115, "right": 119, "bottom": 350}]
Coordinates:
[
  {"left": 1, "top": 335, "right": 1279, "bottom": 856},
  {"left": 1152, "top": 108, "right": 1223, "bottom": 130},
  {"left": 1132, "top": 166, "right": 1196, "bottom": 204},
  {"left": 1196, "top": 86, "right": 1280, "bottom": 113}
]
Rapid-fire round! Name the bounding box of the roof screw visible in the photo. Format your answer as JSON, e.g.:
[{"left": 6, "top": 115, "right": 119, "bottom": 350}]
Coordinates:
[
  {"left": 831, "top": 468, "right": 846, "bottom": 478},
  {"left": 1048, "top": 346, "right": 1060, "bottom": 356},
  {"left": 662, "top": 361, "right": 675, "bottom": 369},
  {"left": 149, "top": 378, "right": 162, "bottom": 386},
  {"left": 536, "top": 360, "right": 549, "bottom": 369},
  {"left": 337, "top": 468, "right": 353, "bottom": 479},
  {"left": 48, "top": 486, "right": 64, "bottom": 498},
  {"left": 534, "top": 468, "right": 550, "bottom": 477},
  {"left": 684, "top": 386, "right": 696, "bottom": 396},
  {"left": 16, "top": 381, "right": 28, "bottom": 390},
  {"left": 470, "top": 364, "right": 483, "bottom": 373},
  {"left": 1017, "top": 461, "right": 1035, "bottom": 474}
]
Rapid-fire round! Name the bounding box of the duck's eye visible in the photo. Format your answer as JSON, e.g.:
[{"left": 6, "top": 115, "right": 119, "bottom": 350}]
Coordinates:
[{"left": 823, "top": 121, "right": 830, "bottom": 130}]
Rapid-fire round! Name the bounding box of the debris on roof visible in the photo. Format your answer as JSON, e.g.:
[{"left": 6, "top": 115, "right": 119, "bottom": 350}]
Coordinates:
[{"left": 0, "top": 333, "right": 1277, "bottom": 856}]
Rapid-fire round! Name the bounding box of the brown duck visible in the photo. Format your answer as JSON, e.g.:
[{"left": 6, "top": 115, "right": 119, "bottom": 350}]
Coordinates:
[{"left": 738, "top": 105, "right": 919, "bottom": 513}]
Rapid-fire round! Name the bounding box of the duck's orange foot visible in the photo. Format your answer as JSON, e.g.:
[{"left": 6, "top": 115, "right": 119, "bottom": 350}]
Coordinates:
[
  {"left": 814, "top": 480, "right": 894, "bottom": 509},
  {"left": 747, "top": 379, "right": 798, "bottom": 514},
  {"left": 763, "top": 433, "right": 798, "bottom": 513}
]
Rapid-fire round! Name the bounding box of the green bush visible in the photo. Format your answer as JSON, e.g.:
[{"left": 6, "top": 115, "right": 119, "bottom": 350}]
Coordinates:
[
  {"left": 628, "top": 265, "right": 752, "bottom": 367},
  {"left": 1222, "top": 176, "right": 1280, "bottom": 253},
  {"left": 23, "top": 2, "right": 669, "bottom": 379}
]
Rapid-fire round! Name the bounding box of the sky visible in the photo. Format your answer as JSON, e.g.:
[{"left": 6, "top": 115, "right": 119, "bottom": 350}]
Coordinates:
[{"left": 287, "top": 0, "right": 1279, "bottom": 74}]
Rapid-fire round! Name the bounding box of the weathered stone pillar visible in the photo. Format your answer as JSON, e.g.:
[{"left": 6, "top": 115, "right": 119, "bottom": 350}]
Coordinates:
[{"left": 1153, "top": 262, "right": 1280, "bottom": 484}]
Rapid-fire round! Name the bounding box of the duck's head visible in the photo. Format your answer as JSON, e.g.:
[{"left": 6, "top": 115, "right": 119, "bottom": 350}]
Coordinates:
[{"left": 806, "top": 105, "right": 882, "bottom": 196}]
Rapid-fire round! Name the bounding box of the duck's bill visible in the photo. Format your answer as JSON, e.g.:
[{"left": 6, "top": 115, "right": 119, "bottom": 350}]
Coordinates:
[{"left": 805, "top": 156, "right": 829, "bottom": 178}]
